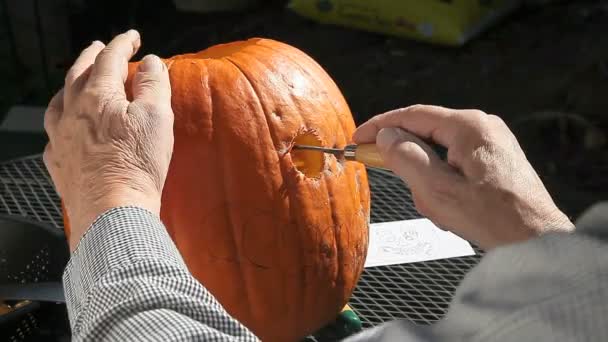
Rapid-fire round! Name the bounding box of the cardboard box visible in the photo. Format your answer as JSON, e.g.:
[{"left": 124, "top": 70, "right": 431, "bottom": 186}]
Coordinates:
[{"left": 289, "top": 0, "right": 522, "bottom": 46}]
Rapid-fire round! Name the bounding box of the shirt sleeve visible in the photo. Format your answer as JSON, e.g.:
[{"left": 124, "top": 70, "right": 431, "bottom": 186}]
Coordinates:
[
  {"left": 62, "top": 206, "right": 260, "bottom": 342},
  {"left": 64, "top": 202, "right": 608, "bottom": 342},
  {"left": 346, "top": 201, "right": 608, "bottom": 342}
]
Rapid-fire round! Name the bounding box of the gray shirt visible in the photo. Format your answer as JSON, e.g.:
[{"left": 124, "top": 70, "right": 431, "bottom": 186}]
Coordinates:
[{"left": 64, "top": 202, "right": 608, "bottom": 341}]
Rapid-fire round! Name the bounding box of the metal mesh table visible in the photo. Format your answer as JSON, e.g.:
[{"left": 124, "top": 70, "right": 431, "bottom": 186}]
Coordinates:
[
  {"left": 0, "top": 155, "right": 482, "bottom": 339},
  {"left": 353, "top": 169, "right": 483, "bottom": 327}
]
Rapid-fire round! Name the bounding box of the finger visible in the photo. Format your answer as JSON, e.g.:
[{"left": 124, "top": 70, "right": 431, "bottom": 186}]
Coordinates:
[
  {"left": 376, "top": 127, "right": 460, "bottom": 185},
  {"left": 89, "top": 30, "right": 141, "bottom": 92},
  {"left": 375, "top": 127, "right": 464, "bottom": 216},
  {"left": 131, "top": 55, "right": 171, "bottom": 111},
  {"left": 44, "top": 88, "right": 65, "bottom": 137},
  {"left": 64, "top": 41, "right": 106, "bottom": 93},
  {"left": 353, "top": 104, "right": 456, "bottom": 146}
]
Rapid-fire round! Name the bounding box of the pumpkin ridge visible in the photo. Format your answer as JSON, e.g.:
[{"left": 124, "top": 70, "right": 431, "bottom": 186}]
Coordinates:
[
  {"left": 254, "top": 42, "right": 355, "bottom": 294},
  {"left": 222, "top": 56, "right": 282, "bottom": 151},
  {"left": 221, "top": 55, "right": 306, "bottom": 331},
  {"left": 196, "top": 60, "right": 212, "bottom": 137},
  {"left": 208, "top": 62, "right": 256, "bottom": 324},
  {"left": 253, "top": 45, "right": 368, "bottom": 280},
  {"left": 231, "top": 44, "right": 310, "bottom": 130},
  {"left": 254, "top": 43, "right": 350, "bottom": 147},
  {"left": 281, "top": 44, "right": 370, "bottom": 316},
  {"left": 325, "top": 177, "right": 342, "bottom": 289},
  {"left": 240, "top": 42, "right": 365, "bottom": 325}
]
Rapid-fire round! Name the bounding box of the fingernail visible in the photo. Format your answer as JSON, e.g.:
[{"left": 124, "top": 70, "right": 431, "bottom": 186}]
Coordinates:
[
  {"left": 376, "top": 128, "right": 405, "bottom": 149},
  {"left": 139, "top": 55, "right": 163, "bottom": 73},
  {"left": 127, "top": 29, "right": 140, "bottom": 39}
]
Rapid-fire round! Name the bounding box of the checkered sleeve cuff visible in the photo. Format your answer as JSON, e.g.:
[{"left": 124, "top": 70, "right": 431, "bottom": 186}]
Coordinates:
[
  {"left": 62, "top": 206, "right": 187, "bottom": 325},
  {"left": 62, "top": 206, "right": 258, "bottom": 341}
]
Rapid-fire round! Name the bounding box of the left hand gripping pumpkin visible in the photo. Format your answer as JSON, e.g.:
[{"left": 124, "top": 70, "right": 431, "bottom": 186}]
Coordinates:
[{"left": 65, "top": 38, "right": 371, "bottom": 341}]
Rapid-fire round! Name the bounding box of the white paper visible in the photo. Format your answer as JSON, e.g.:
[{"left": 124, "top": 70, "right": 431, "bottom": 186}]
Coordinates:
[{"left": 364, "top": 218, "right": 475, "bottom": 268}]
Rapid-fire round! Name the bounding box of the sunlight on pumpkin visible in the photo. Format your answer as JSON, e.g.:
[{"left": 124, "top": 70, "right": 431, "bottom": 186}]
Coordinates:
[
  {"left": 193, "top": 39, "right": 260, "bottom": 59},
  {"left": 291, "top": 133, "right": 325, "bottom": 178}
]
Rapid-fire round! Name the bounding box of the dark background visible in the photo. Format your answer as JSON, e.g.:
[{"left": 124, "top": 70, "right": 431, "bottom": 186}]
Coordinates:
[{"left": 2, "top": 0, "right": 607, "bottom": 219}]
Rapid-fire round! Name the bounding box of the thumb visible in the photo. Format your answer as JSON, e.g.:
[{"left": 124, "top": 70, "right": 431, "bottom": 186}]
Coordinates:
[
  {"left": 376, "top": 127, "right": 464, "bottom": 214},
  {"left": 376, "top": 127, "right": 442, "bottom": 183},
  {"left": 131, "top": 54, "right": 171, "bottom": 111}
]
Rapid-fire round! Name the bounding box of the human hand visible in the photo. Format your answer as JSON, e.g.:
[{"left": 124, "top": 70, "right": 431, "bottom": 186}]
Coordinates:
[
  {"left": 43, "top": 30, "right": 174, "bottom": 251},
  {"left": 354, "top": 105, "right": 574, "bottom": 250}
]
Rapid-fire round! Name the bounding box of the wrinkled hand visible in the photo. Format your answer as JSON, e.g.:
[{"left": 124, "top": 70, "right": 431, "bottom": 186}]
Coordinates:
[
  {"left": 354, "top": 105, "right": 574, "bottom": 250},
  {"left": 43, "top": 30, "right": 174, "bottom": 251}
]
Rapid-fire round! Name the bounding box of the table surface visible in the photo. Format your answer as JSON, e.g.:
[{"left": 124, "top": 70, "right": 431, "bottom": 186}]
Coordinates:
[{"left": 0, "top": 155, "right": 482, "bottom": 339}]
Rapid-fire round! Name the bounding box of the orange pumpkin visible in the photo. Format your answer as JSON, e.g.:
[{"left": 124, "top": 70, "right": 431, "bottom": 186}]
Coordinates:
[{"left": 64, "top": 38, "right": 370, "bottom": 341}]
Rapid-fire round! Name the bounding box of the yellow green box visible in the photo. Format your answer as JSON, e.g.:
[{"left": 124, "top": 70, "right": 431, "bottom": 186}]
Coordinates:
[{"left": 289, "top": 0, "right": 521, "bottom": 46}]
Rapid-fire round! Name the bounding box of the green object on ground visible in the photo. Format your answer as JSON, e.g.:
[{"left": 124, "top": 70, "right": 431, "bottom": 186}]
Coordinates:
[
  {"left": 311, "top": 304, "right": 362, "bottom": 341},
  {"left": 339, "top": 307, "right": 362, "bottom": 332}
]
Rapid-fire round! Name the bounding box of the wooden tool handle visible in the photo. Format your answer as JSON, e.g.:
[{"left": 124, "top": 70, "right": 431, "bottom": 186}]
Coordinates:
[{"left": 355, "top": 144, "right": 385, "bottom": 168}]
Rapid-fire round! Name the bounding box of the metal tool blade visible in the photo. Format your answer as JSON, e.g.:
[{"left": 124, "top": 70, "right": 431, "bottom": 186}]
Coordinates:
[{"left": 291, "top": 144, "right": 345, "bottom": 158}]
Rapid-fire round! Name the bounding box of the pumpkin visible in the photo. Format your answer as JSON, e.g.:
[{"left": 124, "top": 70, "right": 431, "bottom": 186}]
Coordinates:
[{"left": 64, "top": 38, "right": 370, "bottom": 341}]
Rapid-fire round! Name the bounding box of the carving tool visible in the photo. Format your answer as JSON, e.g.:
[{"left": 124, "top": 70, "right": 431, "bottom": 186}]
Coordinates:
[{"left": 292, "top": 143, "right": 385, "bottom": 169}]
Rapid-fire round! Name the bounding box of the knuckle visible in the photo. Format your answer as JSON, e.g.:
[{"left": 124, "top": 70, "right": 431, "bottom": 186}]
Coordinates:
[
  {"left": 487, "top": 114, "right": 504, "bottom": 124},
  {"left": 384, "top": 140, "right": 417, "bottom": 165},
  {"left": 126, "top": 100, "right": 149, "bottom": 120},
  {"left": 463, "top": 109, "right": 488, "bottom": 120},
  {"left": 487, "top": 114, "right": 511, "bottom": 133},
  {"left": 81, "top": 88, "right": 113, "bottom": 117},
  {"left": 456, "top": 112, "right": 492, "bottom": 138},
  {"left": 455, "top": 110, "right": 489, "bottom": 130},
  {"left": 398, "top": 141, "right": 421, "bottom": 156},
  {"left": 471, "top": 109, "right": 488, "bottom": 118},
  {"left": 404, "top": 104, "right": 427, "bottom": 113},
  {"left": 81, "top": 83, "right": 119, "bottom": 110},
  {"left": 486, "top": 114, "right": 505, "bottom": 129},
  {"left": 81, "top": 85, "right": 101, "bottom": 106},
  {"left": 471, "top": 145, "right": 495, "bottom": 165},
  {"left": 98, "top": 97, "right": 124, "bottom": 118}
]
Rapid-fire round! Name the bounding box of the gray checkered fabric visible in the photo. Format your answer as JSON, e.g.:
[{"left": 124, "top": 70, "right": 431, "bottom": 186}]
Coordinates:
[
  {"left": 63, "top": 206, "right": 259, "bottom": 341},
  {"left": 64, "top": 202, "right": 608, "bottom": 342},
  {"left": 345, "top": 201, "right": 608, "bottom": 342}
]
